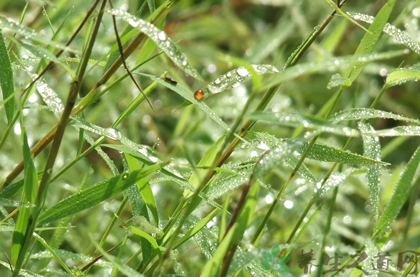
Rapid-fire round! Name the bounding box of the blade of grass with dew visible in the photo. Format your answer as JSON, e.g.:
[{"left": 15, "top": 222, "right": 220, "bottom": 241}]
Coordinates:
[
  {"left": 248, "top": 111, "right": 360, "bottom": 137},
  {"left": 295, "top": 141, "right": 389, "bottom": 166},
  {"left": 33, "top": 233, "right": 75, "bottom": 276},
  {"left": 173, "top": 208, "right": 220, "bottom": 249},
  {"left": 262, "top": 50, "right": 406, "bottom": 91},
  {"left": 196, "top": 64, "right": 278, "bottom": 100},
  {"left": 38, "top": 164, "right": 164, "bottom": 224},
  {"left": 108, "top": 9, "right": 201, "bottom": 80},
  {"left": 11, "top": 111, "right": 38, "bottom": 266},
  {"left": 0, "top": 30, "right": 14, "bottom": 124},
  {"left": 125, "top": 154, "right": 159, "bottom": 226},
  {"left": 359, "top": 122, "right": 382, "bottom": 222},
  {"left": 252, "top": 132, "right": 317, "bottom": 183},
  {"left": 348, "top": 12, "right": 420, "bottom": 55},
  {"left": 322, "top": 0, "right": 371, "bottom": 34},
  {"left": 29, "top": 249, "right": 113, "bottom": 269},
  {"left": 344, "top": 0, "right": 396, "bottom": 82},
  {"left": 6, "top": 36, "right": 74, "bottom": 76},
  {"left": 0, "top": 14, "right": 79, "bottom": 53},
  {"left": 142, "top": 73, "right": 230, "bottom": 130},
  {"left": 364, "top": 126, "right": 420, "bottom": 137},
  {"left": 200, "top": 224, "right": 238, "bottom": 277},
  {"left": 384, "top": 63, "right": 420, "bottom": 87},
  {"left": 330, "top": 108, "right": 420, "bottom": 124},
  {"left": 0, "top": 198, "right": 30, "bottom": 208},
  {"left": 375, "top": 144, "right": 420, "bottom": 237},
  {"left": 184, "top": 136, "right": 224, "bottom": 197}
]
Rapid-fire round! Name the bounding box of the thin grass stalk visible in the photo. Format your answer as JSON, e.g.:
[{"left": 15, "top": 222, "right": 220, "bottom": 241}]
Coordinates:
[{"left": 11, "top": 1, "right": 107, "bottom": 275}]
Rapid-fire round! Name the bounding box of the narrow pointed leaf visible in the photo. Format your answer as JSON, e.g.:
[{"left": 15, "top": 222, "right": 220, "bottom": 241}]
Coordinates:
[
  {"left": 385, "top": 64, "right": 420, "bottom": 87},
  {"left": 348, "top": 12, "right": 420, "bottom": 55},
  {"left": 364, "top": 126, "right": 420, "bottom": 137},
  {"left": 296, "top": 142, "right": 389, "bottom": 166},
  {"left": 0, "top": 30, "right": 14, "bottom": 123},
  {"left": 375, "top": 144, "right": 420, "bottom": 235},
  {"left": 344, "top": 0, "right": 396, "bottom": 81},
  {"left": 108, "top": 9, "right": 201, "bottom": 80},
  {"left": 39, "top": 165, "right": 164, "bottom": 224},
  {"left": 248, "top": 111, "right": 360, "bottom": 137},
  {"left": 330, "top": 108, "right": 420, "bottom": 124},
  {"left": 359, "top": 122, "right": 382, "bottom": 221}
]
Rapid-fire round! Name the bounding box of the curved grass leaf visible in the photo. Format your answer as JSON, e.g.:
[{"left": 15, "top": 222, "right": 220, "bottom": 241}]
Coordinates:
[
  {"left": 344, "top": 0, "right": 396, "bottom": 82},
  {"left": 30, "top": 249, "right": 113, "bottom": 268},
  {"left": 327, "top": 73, "right": 351, "bottom": 89},
  {"left": 348, "top": 12, "right": 420, "bottom": 55},
  {"left": 0, "top": 14, "right": 78, "bottom": 53},
  {"left": 0, "top": 198, "right": 30, "bottom": 208},
  {"left": 130, "top": 226, "right": 162, "bottom": 255},
  {"left": 0, "top": 30, "right": 14, "bottom": 124},
  {"left": 108, "top": 9, "right": 201, "bottom": 80},
  {"left": 248, "top": 111, "right": 360, "bottom": 137},
  {"left": 198, "top": 64, "right": 278, "bottom": 100},
  {"left": 142, "top": 73, "right": 230, "bottom": 130},
  {"left": 375, "top": 144, "right": 420, "bottom": 236},
  {"left": 359, "top": 122, "right": 382, "bottom": 221},
  {"left": 295, "top": 142, "right": 388, "bottom": 166},
  {"left": 364, "top": 126, "right": 420, "bottom": 137},
  {"left": 261, "top": 50, "right": 406, "bottom": 91},
  {"left": 38, "top": 165, "right": 164, "bottom": 224},
  {"left": 330, "top": 108, "right": 420, "bottom": 125},
  {"left": 385, "top": 63, "right": 420, "bottom": 87}
]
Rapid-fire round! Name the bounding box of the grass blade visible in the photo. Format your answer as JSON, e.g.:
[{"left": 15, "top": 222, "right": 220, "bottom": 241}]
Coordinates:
[
  {"left": 330, "top": 108, "right": 420, "bottom": 124},
  {"left": 248, "top": 111, "right": 360, "bottom": 137},
  {"left": 38, "top": 164, "right": 164, "bottom": 224},
  {"left": 108, "top": 9, "right": 201, "bottom": 80},
  {"left": 385, "top": 63, "right": 420, "bottom": 87},
  {"left": 0, "top": 30, "right": 14, "bottom": 124},
  {"left": 375, "top": 144, "right": 420, "bottom": 236}
]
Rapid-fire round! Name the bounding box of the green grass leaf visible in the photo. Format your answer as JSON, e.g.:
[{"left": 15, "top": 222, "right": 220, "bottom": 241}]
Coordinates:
[
  {"left": 375, "top": 144, "right": 420, "bottom": 236},
  {"left": 364, "top": 126, "right": 420, "bottom": 137},
  {"left": 0, "top": 14, "right": 78, "bottom": 53},
  {"left": 330, "top": 108, "right": 420, "bottom": 124},
  {"left": 0, "top": 30, "right": 14, "bottom": 124},
  {"left": 385, "top": 63, "right": 420, "bottom": 87},
  {"left": 108, "top": 9, "right": 201, "bottom": 80},
  {"left": 200, "top": 224, "right": 237, "bottom": 277},
  {"left": 344, "top": 0, "right": 396, "bottom": 81},
  {"left": 348, "top": 12, "right": 420, "bottom": 55},
  {"left": 38, "top": 165, "right": 164, "bottom": 224},
  {"left": 248, "top": 111, "right": 359, "bottom": 137},
  {"left": 359, "top": 122, "right": 382, "bottom": 221},
  {"left": 296, "top": 142, "right": 389, "bottom": 166},
  {"left": 125, "top": 154, "right": 159, "bottom": 226}
]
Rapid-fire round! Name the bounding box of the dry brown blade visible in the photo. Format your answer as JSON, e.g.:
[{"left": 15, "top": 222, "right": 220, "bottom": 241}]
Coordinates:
[
  {"left": 80, "top": 242, "right": 122, "bottom": 272},
  {"left": 109, "top": 0, "right": 155, "bottom": 111}
]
